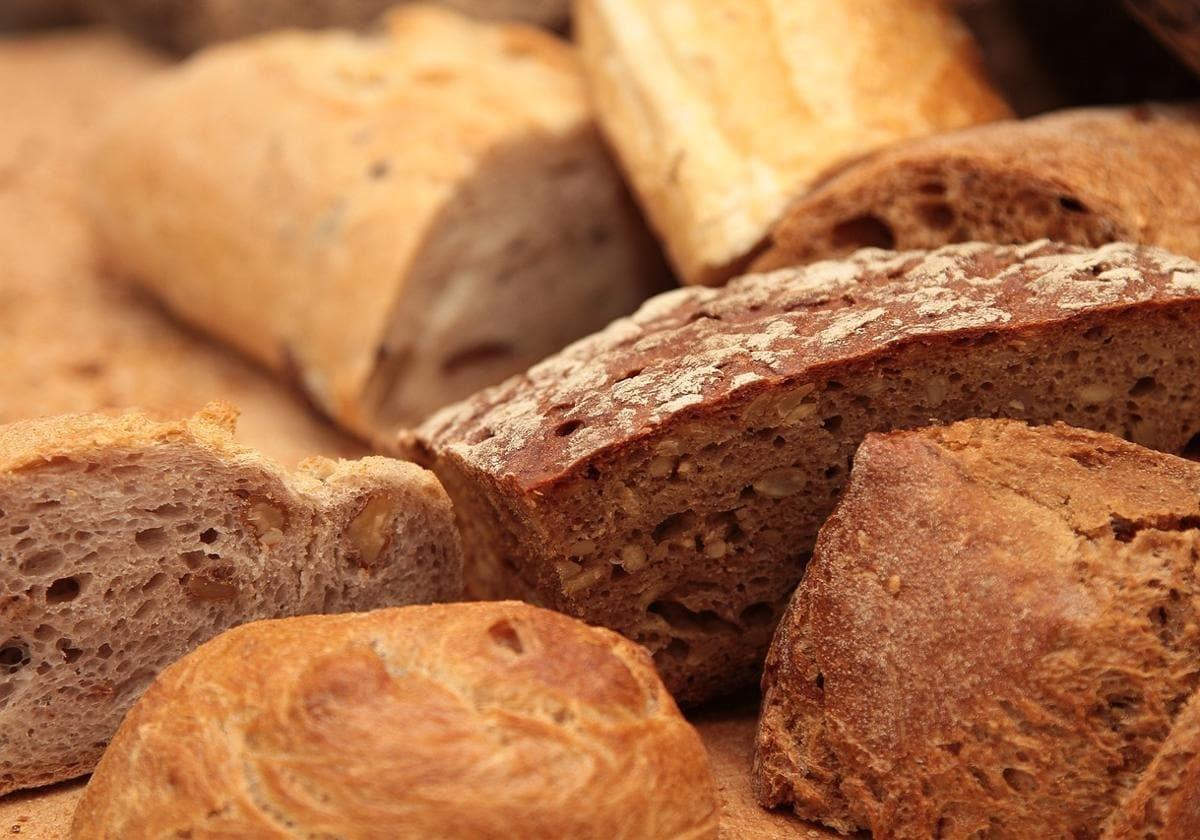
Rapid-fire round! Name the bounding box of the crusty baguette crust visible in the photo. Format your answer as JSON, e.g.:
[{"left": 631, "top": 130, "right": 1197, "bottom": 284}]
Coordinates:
[
  {"left": 71, "top": 601, "right": 718, "bottom": 839},
  {"left": 408, "top": 241, "right": 1200, "bottom": 703},
  {"left": 87, "top": 6, "right": 665, "bottom": 439},
  {"left": 755, "top": 420, "right": 1200, "bottom": 836},
  {"left": 575, "top": 0, "right": 1010, "bottom": 285},
  {"left": 755, "top": 104, "right": 1200, "bottom": 270},
  {"left": 0, "top": 405, "right": 462, "bottom": 795}
]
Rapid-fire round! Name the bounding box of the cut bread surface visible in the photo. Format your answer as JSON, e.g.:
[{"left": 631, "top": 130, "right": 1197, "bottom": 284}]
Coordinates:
[
  {"left": 755, "top": 419, "right": 1200, "bottom": 838},
  {"left": 0, "top": 404, "right": 461, "bottom": 795},
  {"left": 411, "top": 241, "right": 1200, "bottom": 703}
]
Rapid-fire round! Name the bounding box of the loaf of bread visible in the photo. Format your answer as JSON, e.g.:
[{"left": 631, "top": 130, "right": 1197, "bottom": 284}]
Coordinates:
[
  {"left": 575, "top": 0, "right": 1010, "bottom": 285},
  {"left": 0, "top": 405, "right": 462, "bottom": 796},
  {"left": 407, "top": 241, "right": 1200, "bottom": 704},
  {"left": 755, "top": 104, "right": 1200, "bottom": 271},
  {"left": 71, "top": 601, "right": 718, "bottom": 839},
  {"left": 755, "top": 419, "right": 1200, "bottom": 838},
  {"left": 0, "top": 28, "right": 362, "bottom": 468},
  {"left": 0, "top": 781, "right": 82, "bottom": 839},
  {"left": 84, "top": 0, "right": 570, "bottom": 51},
  {"left": 87, "top": 5, "right": 667, "bottom": 440},
  {"left": 1127, "top": 0, "right": 1200, "bottom": 75}
]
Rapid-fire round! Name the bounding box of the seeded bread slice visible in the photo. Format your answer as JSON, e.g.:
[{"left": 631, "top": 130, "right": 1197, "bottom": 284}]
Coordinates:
[
  {"left": 755, "top": 419, "right": 1200, "bottom": 837},
  {"left": 87, "top": 6, "right": 666, "bottom": 441},
  {"left": 0, "top": 404, "right": 462, "bottom": 796},
  {"left": 755, "top": 105, "right": 1200, "bottom": 271},
  {"left": 407, "top": 241, "right": 1200, "bottom": 704}
]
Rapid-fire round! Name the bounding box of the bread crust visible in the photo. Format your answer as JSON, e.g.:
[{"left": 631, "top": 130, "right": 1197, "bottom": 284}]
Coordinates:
[
  {"left": 71, "top": 601, "right": 718, "bottom": 839},
  {"left": 87, "top": 6, "right": 666, "bottom": 439},
  {"left": 0, "top": 405, "right": 462, "bottom": 795},
  {"left": 575, "top": 0, "right": 1010, "bottom": 285},
  {"left": 756, "top": 104, "right": 1200, "bottom": 270},
  {"left": 755, "top": 419, "right": 1200, "bottom": 837},
  {"left": 408, "top": 241, "right": 1200, "bottom": 703}
]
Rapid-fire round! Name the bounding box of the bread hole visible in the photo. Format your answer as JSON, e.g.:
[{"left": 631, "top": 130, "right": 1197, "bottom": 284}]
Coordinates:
[
  {"left": 150, "top": 503, "right": 187, "bottom": 519},
  {"left": 142, "top": 573, "right": 168, "bottom": 593},
  {"left": 134, "top": 527, "right": 168, "bottom": 551},
  {"left": 199, "top": 528, "right": 220, "bottom": 544},
  {"left": 46, "top": 576, "right": 81, "bottom": 604},
  {"left": 441, "top": 341, "right": 514, "bottom": 376},
  {"left": 652, "top": 511, "right": 698, "bottom": 544},
  {"left": 821, "top": 415, "right": 843, "bottom": 433},
  {"left": 824, "top": 465, "right": 841, "bottom": 479},
  {"left": 738, "top": 602, "right": 774, "bottom": 628},
  {"left": 33, "top": 624, "right": 56, "bottom": 642},
  {"left": 56, "top": 640, "right": 83, "bottom": 664},
  {"left": 1058, "top": 196, "right": 1087, "bottom": 213},
  {"left": 814, "top": 672, "right": 824, "bottom": 691},
  {"left": 0, "top": 640, "right": 30, "bottom": 673},
  {"left": 487, "top": 620, "right": 524, "bottom": 654},
  {"left": 1001, "top": 767, "right": 1038, "bottom": 793},
  {"left": 940, "top": 741, "right": 963, "bottom": 756},
  {"left": 918, "top": 181, "right": 946, "bottom": 196},
  {"left": 466, "top": 426, "right": 495, "bottom": 445},
  {"left": 181, "top": 550, "right": 205, "bottom": 570},
  {"left": 96, "top": 643, "right": 112, "bottom": 660},
  {"left": 19, "top": 549, "right": 64, "bottom": 577},
  {"left": 918, "top": 203, "right": 955, "bottom": 230},
  {"left": 831, "top": 214, "right": 895, "bottom": 251},
  {"left": 554, "top": 419, "right": 584, "bottom": 437},
  {"left": 9, "top": 524, "right": 28, "bottom": 535},
  {"left": 1129, "top": 376, "right": 1157, "bottom": 397},
  {"left": 615, "top": 368, "right": 643, "bottom": 383},
  {"left": 648, "top": 600, "right": 737, "bottom": 636},
  {"left": 1110, "top": 514, "right": 1137, "bottom": 542},
  {"left": 1083, "top": 325, "right": 1108, "bottom": 341},
  {"left": 183, "top": 569, "right": 238, "bottom": 602}
]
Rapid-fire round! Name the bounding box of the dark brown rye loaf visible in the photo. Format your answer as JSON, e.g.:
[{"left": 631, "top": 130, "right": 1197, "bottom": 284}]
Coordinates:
[
  {"left": 755, "top": 419, "right": 1200, "bottom": 838},
  {"left": 406, "top": 241, "right": 1200, "bottom": 704}
]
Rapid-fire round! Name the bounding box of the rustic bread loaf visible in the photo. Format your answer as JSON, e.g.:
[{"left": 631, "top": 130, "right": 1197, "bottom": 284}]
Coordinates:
[
  {"left": 0, "top": 781, "right": 83, "bottom": 840},
  {"left": 1127, "top": 0, "right": 1200, "bottom": 75},
  {"left": 755, "top": 104, "right": 1200, "bottom": 271},
  {"left": 755, "top": 419, "right": 1200, "bottom": 837},
  {"left": 407, "top": 241, "right": 1200, "bottom": 704},
  {"left": 0, "top": 28, "right": 361, "bottom": 468},
  {"left": 71, "top": 601, "right": 718, "bottom": 839},
  {"left": 87, "top": 5, "right": 667, "bottom": 441},
  {"left": 574, "top": 0, "right": 1010, "bottom": 285},
  {"left": 83, "top": 0, "right": 570, "bottom": 52},
  {"left": 0, "top": 405, "right": 462, "bottom": 796}
]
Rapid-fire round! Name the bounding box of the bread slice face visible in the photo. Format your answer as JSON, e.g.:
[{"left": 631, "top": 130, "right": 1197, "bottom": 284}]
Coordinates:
[
  {"left": 408, "top": 241, "right": 1200, "bottom": 704},
  {"left": 754, "top": 419, "right": 1200, "bottom": 837},
  {"left": 575, "top": 0, "right": 1009, "bottom": 285},
  {"left": 86, "top": 6, "right": 666, "bottom": 440},
  {"left": 755, "top": 105, "right": 1200, "bottom": 271},
  {"left": 0, "top": 404, "right": 462, "bottom": 796},
  {"left": 71, "top": 601, "right": 718, "bottom": 839}
]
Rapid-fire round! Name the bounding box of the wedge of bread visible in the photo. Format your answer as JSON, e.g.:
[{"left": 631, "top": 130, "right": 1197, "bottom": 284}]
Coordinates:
[
  {"left": 71, "top": 602, "right": 717, "bottom": 839},
  {"left": 755, "top": 419, "right": 1200, "bottom": 838},
  {"left": 87, "top": 6, "right": 667, "bottom": 441},
  {"left": 575, "top": 0, "right": 1010, "bottom": 285},
  {"left": 407, "top": 241, "right": 1200, "bottom": 703},
  {"left": 0, "top": 405, "right": 462, "bottom": 796},
  {"left": 755, "top": 105, "right": 1200, "bottom": 271}
]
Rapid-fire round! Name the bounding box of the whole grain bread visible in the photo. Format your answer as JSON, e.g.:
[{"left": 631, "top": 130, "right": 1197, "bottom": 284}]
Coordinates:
[
  {"left": 0, "top": 28, "right": 362, "bottom": 468},
  {"left": 754, "top": 419, "right": 1200, "bottom": 838},
  {"left": 574, "top": 0, "right": 1010, "bottom": 285},
  {"left": 87, "top": 6, "right": 667, "bottom": 442},
  {"left": 755, "top": 104, "right": 1200, "bottom": 271},
  {"left": 71, "top": 601, "right": 717, "bottom": 839},
  {"left": 0, "top": 405, "right": 462, "bottom": 796},
  {"left": 83, "top": 0, "right": 570, "bottom": 51},
  {"left": 407, "top": 241, "right": 1200, "bottom": 704}
]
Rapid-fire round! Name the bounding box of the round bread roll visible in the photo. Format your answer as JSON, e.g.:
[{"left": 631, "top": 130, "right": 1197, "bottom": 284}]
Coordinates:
[{"left": 71, "top": 601, "right": 718, "bottom": 839}]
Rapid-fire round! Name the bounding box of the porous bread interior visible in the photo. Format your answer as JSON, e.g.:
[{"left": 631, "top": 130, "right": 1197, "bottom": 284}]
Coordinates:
[
  {"left": 363, "top": 126, "right": 663, "bottom": 430},
  {"left": 441, "top": 305, "right": 1200, "bottom": 704},
  {"left": 753, "top": 423, "right": 1200, "bottom": 838},
  {"left": 0, "top": 445, "right": 455, "bottom": 795},
  {"left": 760, "top": 160, "right": 1130, "bottom": 269}
]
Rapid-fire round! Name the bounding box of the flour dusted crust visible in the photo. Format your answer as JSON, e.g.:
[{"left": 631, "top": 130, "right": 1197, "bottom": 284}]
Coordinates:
[
  {"left": 72, "top": 602, "right": 718, "bottom": 839},
  {"left": 410, "top": 241, "right": 1200, "bottom": 703},
  {"left": 575, "top": 0, "right": 1010, "bottom": 284},
  {"left": 87, "top": 5, "right": 666, "bottom": 440},
  {"left": 0, "top": 405, "right": 462, "bottom": 795},
  {"left": 756, "top": 104, "right": 1200, "bottom": 270},
  {"left": 755, "top": 419, "right": 1200, "bottom": 837}
]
